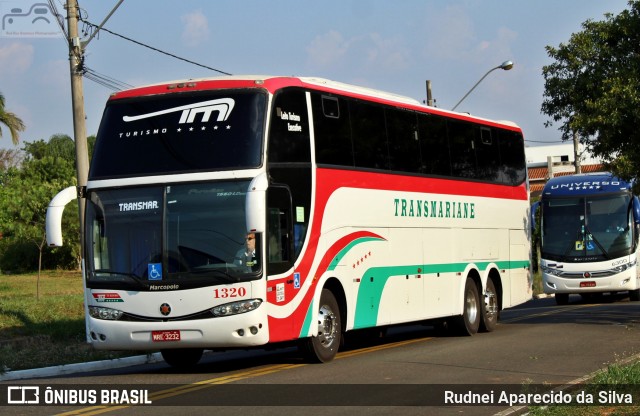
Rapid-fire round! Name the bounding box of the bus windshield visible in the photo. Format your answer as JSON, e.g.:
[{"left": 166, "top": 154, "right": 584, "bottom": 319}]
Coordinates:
[
  {"left": 85, "top": 181, "right": 261, "bottom": 289},
  {"left": 541, "top": 193, "right": 633, "bottom": 262},
  {"left": 90, "top": 90, "right": 266, "bottom": 179}
]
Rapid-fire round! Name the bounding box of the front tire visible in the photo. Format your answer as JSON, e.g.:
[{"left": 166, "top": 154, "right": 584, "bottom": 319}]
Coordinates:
[
  {"left": 303, "top": 289, "right": 342, "bottom": 363},
  {"left": 161, "top": 348, "right": 204, "bottom": 368},
  {"left": 454, "top": 277, "right": 481, "bottom": 336}
]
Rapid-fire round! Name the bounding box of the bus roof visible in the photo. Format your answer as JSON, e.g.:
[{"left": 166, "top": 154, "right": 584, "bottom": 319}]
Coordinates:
[
  {"left": 107, "top": 75, "right": 521, "bottom": 131},
  {"left": 541, "top": 172, "right": 632, "bottom": 198}
]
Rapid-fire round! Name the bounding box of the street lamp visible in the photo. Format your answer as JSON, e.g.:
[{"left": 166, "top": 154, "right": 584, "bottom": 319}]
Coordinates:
[{"left": 451, "top": 60, "right": 513, "bottom": 111}]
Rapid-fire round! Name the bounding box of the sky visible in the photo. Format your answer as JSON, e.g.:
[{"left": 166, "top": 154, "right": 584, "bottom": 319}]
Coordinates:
[{"left": 0, "top": 0, "right": 632, "bottom": 151}]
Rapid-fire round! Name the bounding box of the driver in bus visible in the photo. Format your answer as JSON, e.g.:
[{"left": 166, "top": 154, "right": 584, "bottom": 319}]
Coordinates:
[{"left": 234, "top": 232, "right": 257, "bottom": 271}]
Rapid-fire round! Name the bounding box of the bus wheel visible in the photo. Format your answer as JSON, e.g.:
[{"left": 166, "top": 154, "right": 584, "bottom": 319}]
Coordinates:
[
  {"left": 161, "top": 348, "right": 204, "bottom": 368},
  {"left": 555, "top": 293, "right": 569, "bottom": 305},
  {"left": 454, "top": 277, "right": 481, "bottom": 336},
  {"left": 480, "top": 278, "right": 499, "bottom": 332},
  {"left": 629, "top": 289, "right": 640, "bottom": 302},
  {"left": 304, "top": 289, "right": 342, "bottom": 363}
]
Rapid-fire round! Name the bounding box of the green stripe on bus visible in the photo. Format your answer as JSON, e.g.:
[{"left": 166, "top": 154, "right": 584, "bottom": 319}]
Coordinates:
[
  {"left": 353, "top": 261, "right": 530, "bottom": 329},
  {"left": 299, "top": 298, "right": 315, "bottom": 338}
]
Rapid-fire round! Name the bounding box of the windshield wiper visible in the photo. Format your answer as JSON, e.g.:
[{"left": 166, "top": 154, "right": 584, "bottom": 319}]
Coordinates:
[{"left": 584, "top": 224, "right": 611, "bottom": 259}]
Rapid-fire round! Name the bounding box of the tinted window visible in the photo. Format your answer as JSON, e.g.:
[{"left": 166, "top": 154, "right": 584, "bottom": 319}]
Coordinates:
[
  {"left": 417, "top": 113, "right": 451, "bottom": 176},
  {"left": 350, "top": 100, "right": 389, "bottom": 170},
  {"left": 475, "top": 127, "right": 500, "bottom": 181},
  {"left": 448, "top": 120, "right": 476, "bottom": 179},
  {"left": 90, "top": 91, "right": 266, "bottom": 179},
  {"left": 268, "top": 89, "right": 311, "bottom": 163},
  {"left": 387, "top": 109, "right": 420, "bottom": 173},
  {"left": 310, "top": 91, "right": 525, "bottom": 186},
  {"left": 312, "top": 94, "right": 354, "bottom": 166},
  {"left": 498, "top": 130, "right": 526, "bottom": 185}
]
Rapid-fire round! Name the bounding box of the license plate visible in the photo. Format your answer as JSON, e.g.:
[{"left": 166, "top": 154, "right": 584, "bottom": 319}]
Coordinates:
[
  {"left": 151, "top": 330, "right": 181, "bottom": 342},
  {"left": 580, "top": 281, "right": 596, "bottom": 288}
]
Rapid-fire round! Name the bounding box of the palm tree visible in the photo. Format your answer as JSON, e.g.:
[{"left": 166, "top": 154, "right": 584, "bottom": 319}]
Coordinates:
[{"left": 0, "top": 92, "right": 26, "bottom": 145}]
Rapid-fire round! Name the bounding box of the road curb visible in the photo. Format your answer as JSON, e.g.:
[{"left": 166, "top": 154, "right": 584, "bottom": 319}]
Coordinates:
[{"left": 0, "top": 353, "right": 164, "bottom": 381}]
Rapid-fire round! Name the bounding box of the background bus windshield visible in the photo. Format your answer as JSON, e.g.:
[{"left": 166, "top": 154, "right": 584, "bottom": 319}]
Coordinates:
[
  {"left": 542, "top": 194, "right": 632, "bottom": 261},
  {"left": 90, "top": 91, "right": 266, "bottom": 179}
]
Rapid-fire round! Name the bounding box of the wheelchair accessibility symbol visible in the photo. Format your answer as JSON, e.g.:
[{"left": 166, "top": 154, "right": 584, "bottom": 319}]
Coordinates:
[{"left": 148, "top": 263, "right": 162, "bottom": 280}]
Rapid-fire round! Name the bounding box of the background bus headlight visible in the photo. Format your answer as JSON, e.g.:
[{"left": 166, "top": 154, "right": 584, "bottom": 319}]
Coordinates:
[
  {"left": 212, "top": 299, "right": 262, "bottom": 317},
  {"left": 614, "top": 260, "right": 636, "bottom": 273},
  {"left": 89, "top": 306, "right": 124, "bottom": 320},
  {"left": 541, "top": 266, "right": 563, "bottom": 276}
]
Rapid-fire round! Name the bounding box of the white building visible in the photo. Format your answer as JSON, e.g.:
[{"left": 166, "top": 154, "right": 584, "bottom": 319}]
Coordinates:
[{"left": 525, "top": 143, "right": 604, "bottom": 196}]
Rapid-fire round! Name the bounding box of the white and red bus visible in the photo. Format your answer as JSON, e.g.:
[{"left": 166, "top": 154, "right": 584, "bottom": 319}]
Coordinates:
[{"left": 47, "top": 76, "right": 532, "bottom": 367}]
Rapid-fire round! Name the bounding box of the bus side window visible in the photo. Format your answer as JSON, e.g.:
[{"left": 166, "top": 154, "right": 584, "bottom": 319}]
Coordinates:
[{"left": 267, "top": 186, "right": 293, "bottom": 275}]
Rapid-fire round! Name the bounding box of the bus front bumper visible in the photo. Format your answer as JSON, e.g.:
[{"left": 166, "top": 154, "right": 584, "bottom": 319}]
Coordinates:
[{"left": 86, "top": 309, "right": 270, "bottom": 350}]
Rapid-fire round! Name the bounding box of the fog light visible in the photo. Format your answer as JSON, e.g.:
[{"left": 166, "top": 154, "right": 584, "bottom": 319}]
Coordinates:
[
  {"left": 237, "top": 329, "right": 245, "bottom": 336},
  {"left": 250, "top": 326, "right": 258, "bottom": 335}
]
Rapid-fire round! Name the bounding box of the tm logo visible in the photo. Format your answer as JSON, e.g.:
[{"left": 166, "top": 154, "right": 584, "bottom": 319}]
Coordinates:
[{"left": 123, "top": 98, "right": 235, "bottom": 124}]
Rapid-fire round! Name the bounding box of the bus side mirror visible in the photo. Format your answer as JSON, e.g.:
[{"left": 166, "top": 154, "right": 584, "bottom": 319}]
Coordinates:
[
  {"left": 530, "top": 201, "right": 540, "bottom": 232},
  {"left": 46, "top": 186, "right": 78, "bottom": 247},
  {"left": 246, "top": 173, "right": 268, "bottom": 233},
  {"left": 633, "top": 196, "right": 640, "bottom": 225}
]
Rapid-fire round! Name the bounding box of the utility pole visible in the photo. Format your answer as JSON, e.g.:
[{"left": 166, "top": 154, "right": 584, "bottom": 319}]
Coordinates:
[
  {"left": 573, "top": 131, "right": 581, "bottom": 174},
  {"left": 63, "top": 0, "right": 124, "bottom": 252},
  {"left": 66, "top": 0, "right": 89, "bottom": 250},
  {"left": 426, "top": 80, "right": 434, "bottom": 106}
]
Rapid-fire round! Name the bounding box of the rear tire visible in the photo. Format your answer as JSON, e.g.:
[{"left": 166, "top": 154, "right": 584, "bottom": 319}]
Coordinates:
[
  {"left": 454, "top": 277, "right": 481, "bottom": 336},
  {"left": 303, "top": 289, "right": 342, "bottom": 363},
  {"left": 480, "top": 278, "right": 499, "bottom": 332},
  {"left": 161, "top": 348, "right": 203, "bottom": 368}
]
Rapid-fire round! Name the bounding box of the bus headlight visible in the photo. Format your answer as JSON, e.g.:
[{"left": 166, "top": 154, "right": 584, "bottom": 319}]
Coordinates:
[
  {"left": 541, "top": 266, "right": 563, "bottom": 276},
  {"left": 614, "top": 260, "right": 636, "bottom": 273},
  {"left": 89, "top": 306, "right": 124, "bottom": 321},
  {"left": 212, "top": 299, "right": 262, "bottom": 317}
]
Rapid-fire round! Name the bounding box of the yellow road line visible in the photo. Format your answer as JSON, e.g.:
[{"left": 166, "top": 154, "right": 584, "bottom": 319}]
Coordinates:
[
  {"left": 55, "top": 336, "right": 434, "bottom": 415},
  {"left": 54, "top": 363, "right": 306, "bottom": 416}
]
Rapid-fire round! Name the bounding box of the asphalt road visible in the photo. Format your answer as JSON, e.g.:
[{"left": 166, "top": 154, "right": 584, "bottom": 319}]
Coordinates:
[{"left": 2, "top": 294, "right": 640, "bottom": 416}]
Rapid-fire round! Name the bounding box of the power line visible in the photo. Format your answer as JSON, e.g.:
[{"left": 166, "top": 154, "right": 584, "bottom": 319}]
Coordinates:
[
  {"left": 80, "top": 20, "right": 232, "bottom": 76},
  {"left": 525, "top": 139, "right": 565, "bottom": 144},
  {"left": 82, "top": 66, "right": 135, "bottom": 91}
]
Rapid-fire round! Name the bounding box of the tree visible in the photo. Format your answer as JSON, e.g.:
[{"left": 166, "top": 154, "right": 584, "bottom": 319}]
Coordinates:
[
  {"left": 0, "top": 137, "right": 80, "bottom": 280},
  {"left": 0, "top": 92, "right": 26, "bottom": 145},
  {"left": 541, "top": 1, "right": 640, "bottom": 187},
  {"left": 0, "top": 148, "right": 23, "bottom": 171}
]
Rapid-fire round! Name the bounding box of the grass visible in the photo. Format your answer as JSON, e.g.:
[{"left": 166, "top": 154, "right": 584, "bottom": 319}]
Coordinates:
[
  {"left": 0, "top": 270, "right": 141, "bottom": 373},
  {"left": 527, "top": 359, "right": 640, "bottom": 415}
]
